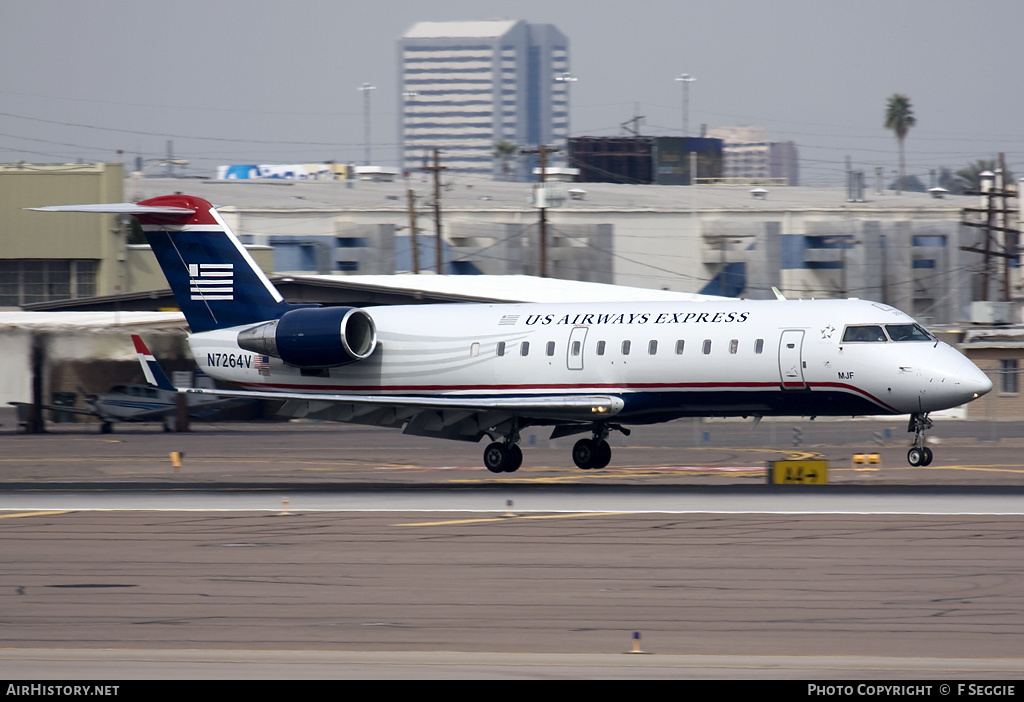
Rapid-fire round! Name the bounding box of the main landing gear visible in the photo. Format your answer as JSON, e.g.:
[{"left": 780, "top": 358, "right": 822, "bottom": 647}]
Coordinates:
[
  {"left": 907, "top": 412, "right": 934, "bottom": 467},
  {"left": 572, "top": 423, "right": 614, "bottom": 470},
  {"left": 572, "top": 437, "right": 611, "bottom": 470},
  {"left": 482, "top": 421, "right": 629, "bottom": 473},
  {"left": 483, "top": 441, "right": 523, "bottom": 473},
  {"left": 483, "top": 419, "right": 523, "bottom": 473}
]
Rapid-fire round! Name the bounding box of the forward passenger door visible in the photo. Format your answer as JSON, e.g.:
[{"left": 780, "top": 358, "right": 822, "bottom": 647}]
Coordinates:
[
  {"left": 778, "top": 329, "right": 807, "bottom": 389},
  {"left": 567, "top": 325, "right": 588, "bottom": 371}
]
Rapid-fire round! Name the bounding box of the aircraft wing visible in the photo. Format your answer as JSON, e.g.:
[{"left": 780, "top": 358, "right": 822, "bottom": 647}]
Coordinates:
[
  {"left": 183, "top": 395, "right": 257, "bottom": 419},
  {"left": 185, "top": 387, "right": 623, "bottom": 441},
  {"left": 11, "top": 400, "right": 178, "bottom": 423},
  {"left": 103, "top": 404, "right": 192, "bottom": 422},
  {"left": 10, "top": 398, "right": 247, "bottom": 423},
  {"left": 8, "top": 401, "right": 101, "bottom": 418},
  {"left": 104, "top": 396, "right": 254, "bottom": 422}
]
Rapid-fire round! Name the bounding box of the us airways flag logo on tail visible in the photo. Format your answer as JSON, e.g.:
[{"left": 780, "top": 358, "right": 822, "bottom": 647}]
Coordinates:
[
  {"left": 189, "top": 263, "right": 234, "bottom": 300},
  {"left": 27, "top": 195, "right": 296, "bottom": 333}
]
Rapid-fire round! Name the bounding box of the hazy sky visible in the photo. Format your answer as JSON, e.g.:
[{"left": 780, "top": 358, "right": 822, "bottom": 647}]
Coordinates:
[{"left": 3, "top": 0, "right": 1021, "bottom": 185}]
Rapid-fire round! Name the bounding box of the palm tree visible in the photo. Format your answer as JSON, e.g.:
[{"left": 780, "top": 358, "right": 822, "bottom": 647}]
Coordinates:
[
  {"left": 955, "top": 159, "right": 1015, "bottom": 193},
  {"left": 884, "top": 94, "right": 916, "bottom": 195},
  {"left": 493, "top": 140, "right": 518, "bottom": 181}
]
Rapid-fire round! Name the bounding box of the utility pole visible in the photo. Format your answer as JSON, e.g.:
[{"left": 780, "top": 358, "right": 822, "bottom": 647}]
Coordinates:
[
  {"left": 1001, "top": 153, "right": 1016, "bottom": 302},
  {"left": 406, "top": 188, "right": 420, "bottom": 274},
  {"left": 520, "top": 144, "right": 559, "bottom": 277},
  {"left": 959, "top": 154, "right": 1020, "bottom": 302},
  {"left": 421, "top": 149, "right": 447, "bottom": 274},
  {"left": 620, "top": 115, "right": 645, "bottom": 137},
  {"left": 539, "top": 146, "right": 549, "bottom": 278}
]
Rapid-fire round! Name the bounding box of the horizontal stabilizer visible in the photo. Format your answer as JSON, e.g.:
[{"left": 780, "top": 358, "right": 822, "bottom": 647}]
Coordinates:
[
  {"left": 30, "top": 194, "right": 292, "bottom": 332},
  {"left": 28, "top": 203, "right": 197, "bottom": 216}
]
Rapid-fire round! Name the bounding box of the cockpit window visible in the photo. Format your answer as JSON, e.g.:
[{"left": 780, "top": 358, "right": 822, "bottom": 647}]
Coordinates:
[
  {"left": 842, "top": 325, "right": 887, "bottom": 343},
  {"left": 885, "top": 324, "right": 933, "bottom": 342}
]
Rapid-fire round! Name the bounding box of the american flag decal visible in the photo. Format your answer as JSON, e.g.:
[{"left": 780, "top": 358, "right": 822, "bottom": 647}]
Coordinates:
[
  {"left": 189, "top": 263, "right": 234, "bottom": 300},
  {"left": 499, "top": 314, "right": 520, "bottom": 326},
  {"left": 255, "top": 355, "right": 271, "bottom": 376}
]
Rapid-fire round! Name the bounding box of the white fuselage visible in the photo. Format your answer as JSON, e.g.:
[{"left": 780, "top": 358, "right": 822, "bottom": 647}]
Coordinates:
[{"left": 186, "top": 298, "right": 991, "bottom": 423}]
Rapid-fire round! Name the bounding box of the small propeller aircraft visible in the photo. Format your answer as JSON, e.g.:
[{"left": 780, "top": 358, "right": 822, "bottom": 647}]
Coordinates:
[{"left": 11, "top": 335, "right": 246, "bottom": 432}]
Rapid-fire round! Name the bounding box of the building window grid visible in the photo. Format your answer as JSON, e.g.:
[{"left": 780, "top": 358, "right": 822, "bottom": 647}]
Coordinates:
[
  {"left": 1000, "top": 359, "right": 1019, "bottom": 394},
  {"left": 0, "top": 259, "right": 95, "bottom": 306},
  {"left": 401, "top": 27, "right": 566, "bottom": 177}
]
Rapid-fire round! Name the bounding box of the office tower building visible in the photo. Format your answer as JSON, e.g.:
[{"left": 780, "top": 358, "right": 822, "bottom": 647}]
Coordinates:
[{"left": 399, "top": 20, "right": 569, "bottom": 179}]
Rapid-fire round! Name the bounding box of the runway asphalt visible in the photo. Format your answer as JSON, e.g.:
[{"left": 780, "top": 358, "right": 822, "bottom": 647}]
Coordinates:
[
  {"left": 2, "top": 413, "right": 1024, "bottom": 487},
  {"left": 1, "top": 414, "right": 1023, "bottom": 679}
]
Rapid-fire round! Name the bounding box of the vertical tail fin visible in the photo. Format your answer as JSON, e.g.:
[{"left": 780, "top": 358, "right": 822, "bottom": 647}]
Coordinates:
[
  {"left": 134, "top": 195, "right": 291, "bottom": 332},
  {"left": 30, "top": 195, "right": 293, "bottom": 332},
  {"left": 131, "top": 335, "right": 176, "bottom": 391}
]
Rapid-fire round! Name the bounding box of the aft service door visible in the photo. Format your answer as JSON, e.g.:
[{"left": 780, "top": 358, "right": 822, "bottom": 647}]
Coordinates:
[
  {"left": 567, "top": 325, "right": 588, "bottom": 371},
  {"left": 778, "top": 329, "right": 807, "bottom": 389}
]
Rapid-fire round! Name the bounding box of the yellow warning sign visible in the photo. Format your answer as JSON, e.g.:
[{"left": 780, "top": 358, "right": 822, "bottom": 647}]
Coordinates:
[{"left": 770, "top": 459, "right": 829, "bottom": 485}]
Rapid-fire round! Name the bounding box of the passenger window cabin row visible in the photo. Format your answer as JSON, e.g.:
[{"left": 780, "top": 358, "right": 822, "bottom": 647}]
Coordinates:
[
  {"left": 491, "top": 338, "right": 767, "bottom": 358},
  {"left": 478, "top": 323, "right": 934, "bottom": 359}
]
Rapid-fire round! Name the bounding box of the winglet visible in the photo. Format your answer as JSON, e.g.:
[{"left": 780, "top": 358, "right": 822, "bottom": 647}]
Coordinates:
[
  {"left": 131, "top": 335, "right": 176, "bottom": 391},
  {"left": 771, "top": 286, "right": 787, "bottom": 300}
]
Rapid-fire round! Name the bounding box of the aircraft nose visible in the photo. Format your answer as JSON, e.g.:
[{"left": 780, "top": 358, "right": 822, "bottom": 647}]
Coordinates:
[
  {"left": 960, "top": 360, "right": 993, "bottom": 400},
  {"left": 922, "top": 349, "right": 993, "bottom": 410},
  {"left": 942, "top": 358, "right": 991, "bottom": 407}
]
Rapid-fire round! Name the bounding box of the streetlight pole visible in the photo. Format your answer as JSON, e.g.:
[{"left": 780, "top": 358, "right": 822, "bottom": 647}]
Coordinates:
[
  {"left": 675, "top": 73, "right": 696, "bottom": 137},
  {"left": 358, "top": 83, "right": 376, "bottom": 165},
  {"left": 402, "top": 90, "right": 419, "bottom": 175},
  {"left": 555, "top": 72, "right": 577, "bottom": 151}
]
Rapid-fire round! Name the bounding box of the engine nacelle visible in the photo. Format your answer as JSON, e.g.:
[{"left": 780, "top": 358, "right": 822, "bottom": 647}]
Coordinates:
[{"left": 237, "top": 306, "right": 377, "bottom": 368}]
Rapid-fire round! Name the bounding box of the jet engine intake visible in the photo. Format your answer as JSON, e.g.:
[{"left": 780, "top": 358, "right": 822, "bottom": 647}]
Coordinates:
[{"left": 237, "top": 307, "right": 377, "bottom": 368}]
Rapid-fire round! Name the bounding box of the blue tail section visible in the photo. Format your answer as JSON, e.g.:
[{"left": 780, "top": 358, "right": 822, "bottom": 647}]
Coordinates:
[
  {"left": 136, "top": 195, "right": 295, "bottom": 332},
  {"left": 131, "top": 335, "right": 177, "bottom": 391}
]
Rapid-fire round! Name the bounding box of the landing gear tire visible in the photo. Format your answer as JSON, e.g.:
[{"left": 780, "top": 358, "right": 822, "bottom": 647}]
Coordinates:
[
  {"left": 484, "top": 443, "right": 507, "bottom": 473},
  {"left": 572, "top": 438, "right": 594, "bottom": 469},
  {"left": 507, "top": 444, "right": 523, "bottom": 472},
  {"left": 483, "top": 442, "right": 522, "bottom": 473},
  {"left": 573, "top": 438, "right": 612, "bottom": 470},
  {"left": 907, "top": 446, "right": 934, "bottom": 467}
]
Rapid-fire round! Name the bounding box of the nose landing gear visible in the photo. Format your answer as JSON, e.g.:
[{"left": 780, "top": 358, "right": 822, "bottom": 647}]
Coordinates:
[{"left": 907, "top": 412, "right": 934, "bottom": 466}]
